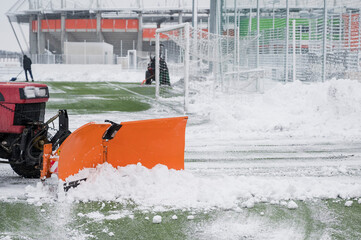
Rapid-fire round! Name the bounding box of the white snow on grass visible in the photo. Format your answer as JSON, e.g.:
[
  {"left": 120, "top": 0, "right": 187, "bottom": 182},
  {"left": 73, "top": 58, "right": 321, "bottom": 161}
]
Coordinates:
[
  {"left": 76, "top": 209, "right": 134, "bottom": 222},
  {"left": 86, "top": 211, "right": 131, "bottom": 221},
  {"left": 192, "top": 214, "right": 306, "bottom": 240}
]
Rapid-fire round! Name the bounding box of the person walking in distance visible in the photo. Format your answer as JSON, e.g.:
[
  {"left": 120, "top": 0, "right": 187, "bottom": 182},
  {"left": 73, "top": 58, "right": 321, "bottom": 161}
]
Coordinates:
[{"left": 23, "top": 55, "right": 34, "bottom": 82}]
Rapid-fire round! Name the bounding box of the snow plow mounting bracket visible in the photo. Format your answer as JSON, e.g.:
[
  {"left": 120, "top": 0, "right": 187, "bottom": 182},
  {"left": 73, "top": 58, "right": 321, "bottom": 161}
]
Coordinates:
[{"left": 103, "top": 120, "right": 122, "bottom": 140}]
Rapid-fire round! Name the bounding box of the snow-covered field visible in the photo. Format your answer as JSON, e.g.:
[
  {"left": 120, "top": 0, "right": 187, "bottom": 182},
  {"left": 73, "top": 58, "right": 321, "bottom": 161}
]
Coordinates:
[{"left": 1, "top": 65, "right": 361, "bottom": 239}]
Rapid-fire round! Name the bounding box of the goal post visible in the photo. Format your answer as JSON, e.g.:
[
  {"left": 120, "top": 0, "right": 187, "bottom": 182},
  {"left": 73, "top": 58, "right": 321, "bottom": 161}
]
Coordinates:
[
  {"left": 155, "top": 23, "right": 190, "bottom": 113},
  {"left": 154, "top": 22, "right": 262, "bottom": 113}
]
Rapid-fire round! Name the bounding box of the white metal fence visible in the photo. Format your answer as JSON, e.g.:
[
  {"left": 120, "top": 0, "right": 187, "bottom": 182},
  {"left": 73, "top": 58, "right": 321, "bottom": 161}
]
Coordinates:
[
  {"left": 221, "top": 0, "right": 361, "bottom": 83},
  {"left": 151, "top": 1, "right": 361, "bottom": 113}
]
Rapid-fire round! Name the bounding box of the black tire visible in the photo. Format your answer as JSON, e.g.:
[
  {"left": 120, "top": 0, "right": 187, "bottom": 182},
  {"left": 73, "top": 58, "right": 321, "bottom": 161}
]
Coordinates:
[
  {"left": 0, "top": 148, "right": 10, "bottom": 159},
  {"left": 9, "top": 161, "right": 40, "bottom": 178}
]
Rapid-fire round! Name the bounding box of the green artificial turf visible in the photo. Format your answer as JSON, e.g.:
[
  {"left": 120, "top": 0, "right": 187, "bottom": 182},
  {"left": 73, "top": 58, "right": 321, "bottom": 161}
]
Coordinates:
[{"left": 44, "top": 82, "right": 155, "bottom": 114}]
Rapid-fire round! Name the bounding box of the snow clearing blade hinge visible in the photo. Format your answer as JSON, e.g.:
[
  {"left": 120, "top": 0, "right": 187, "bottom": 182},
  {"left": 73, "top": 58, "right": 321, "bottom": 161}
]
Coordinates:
[
  {"left": 49, "top": 110, "right": 71, "bottom": 150},
  {"left": 103, "top": 120, "right": 122, "bottom": 140},
  {"left": 102, "top": 121, "right": 122, "bottom": 163}
]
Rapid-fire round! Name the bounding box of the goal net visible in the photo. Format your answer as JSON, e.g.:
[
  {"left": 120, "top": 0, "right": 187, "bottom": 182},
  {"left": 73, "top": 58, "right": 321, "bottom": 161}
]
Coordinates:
[
  {"left": 155, "top": 23, "right": 190, "bottom": 113},
  {"left": 155, "top": 23, "right": 262, "bottom": 113}
]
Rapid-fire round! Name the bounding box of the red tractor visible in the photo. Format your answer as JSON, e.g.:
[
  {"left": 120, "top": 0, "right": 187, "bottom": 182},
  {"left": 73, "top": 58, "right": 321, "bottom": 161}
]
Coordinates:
[
  {"left": 0, "top": 82, "right": 187, "bottom": 182},
  {"left": 0, "top": 82, "right": 70, "bottom": 178}
]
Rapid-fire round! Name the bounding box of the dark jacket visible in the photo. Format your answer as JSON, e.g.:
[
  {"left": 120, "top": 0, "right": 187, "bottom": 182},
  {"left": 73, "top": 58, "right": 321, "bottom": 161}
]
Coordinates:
[{"left": 23, "top": 56, "right": 32, "bottom": 70}]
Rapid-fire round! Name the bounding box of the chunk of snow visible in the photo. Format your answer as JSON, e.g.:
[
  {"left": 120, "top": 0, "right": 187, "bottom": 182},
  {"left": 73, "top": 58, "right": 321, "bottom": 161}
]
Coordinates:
[
  {"left": 260, "top": 197, "right": 268, "bottom": 203},
  {"left": 234, "top": 207, "right": 242, "bottom": 213},
  {"left": 242, "top": 198, "right": 255, "bottom": 208},
  {"left": 171, "top": 215, "right": 178, "bottom": 220},
  {"left": 345, "top": 200, "right": 353, "bottom": 207},
  {"left": 86, "top": 211, "right": 104, "bottom": 220},
  {"left": 287, "top": 201, "right": 298, "bottom": 209},
  {"left": 152, "top": 215, "right": 162, "bottom": 224},
  {"left": 187, "top": 215, "right": 195, "bottom": 220}
]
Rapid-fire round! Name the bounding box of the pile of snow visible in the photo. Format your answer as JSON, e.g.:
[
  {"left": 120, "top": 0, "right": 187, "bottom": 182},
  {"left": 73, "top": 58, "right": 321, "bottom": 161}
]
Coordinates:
[
  {"left": 25, "top": 163, "right": 361, "bottom": 210},
  {"left": 189, "top": 79, "right": 361, "bottom": 141}
]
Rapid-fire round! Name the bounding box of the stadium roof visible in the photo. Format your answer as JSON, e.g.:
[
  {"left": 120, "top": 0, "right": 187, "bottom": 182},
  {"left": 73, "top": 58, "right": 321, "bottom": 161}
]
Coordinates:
[
  {"left": 6, "top": 0, "right": 211, "bottom": 23},
  {"left": 7, "top": 0, "right": 360, "bottom": 23},
  {"left": 228, "top": 0, "right": 359, "bottom": 9},
  {"left": 7, "top": 0, "right": 360, "bottom": 15},
  {"left": 7, "top": 0, "right": 210, "bottom": 15}
]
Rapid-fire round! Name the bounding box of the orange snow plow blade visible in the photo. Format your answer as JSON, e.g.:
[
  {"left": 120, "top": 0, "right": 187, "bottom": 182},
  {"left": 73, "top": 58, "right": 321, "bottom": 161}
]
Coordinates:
[{"left": 57, "top": 116, "right": 188, "bottom": 181}]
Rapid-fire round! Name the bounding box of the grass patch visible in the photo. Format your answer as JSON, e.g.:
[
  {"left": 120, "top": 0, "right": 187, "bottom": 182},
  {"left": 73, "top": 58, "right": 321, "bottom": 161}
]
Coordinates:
[
  {"left": 326, "top": 199, "right": 361, "bottom": 239},
  {"left": 45, "top": 82, "right": 155, "bottom": 114},
  {"left": 1, "top": 200, "right": 361, "bottom": 239},
  {"left": 74, "top": 202, "right": 193, "bottom": 240}
]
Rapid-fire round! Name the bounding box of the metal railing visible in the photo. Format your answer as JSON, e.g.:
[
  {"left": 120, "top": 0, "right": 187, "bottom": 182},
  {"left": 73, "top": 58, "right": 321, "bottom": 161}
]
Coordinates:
[{"left": 220, "top": 0, "right": 361, "bottom": 83}]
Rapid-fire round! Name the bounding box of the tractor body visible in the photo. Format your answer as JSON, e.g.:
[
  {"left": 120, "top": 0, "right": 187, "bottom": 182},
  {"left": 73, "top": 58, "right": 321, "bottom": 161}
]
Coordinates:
[{"left": 0, "top": 82, "right": 70, "bottom": 178}]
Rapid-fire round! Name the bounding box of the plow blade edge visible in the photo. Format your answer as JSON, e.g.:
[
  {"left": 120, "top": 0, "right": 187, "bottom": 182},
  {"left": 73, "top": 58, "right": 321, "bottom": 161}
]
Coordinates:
[{"left": 57, "top": 117, "right": 188, "bottom": 181}]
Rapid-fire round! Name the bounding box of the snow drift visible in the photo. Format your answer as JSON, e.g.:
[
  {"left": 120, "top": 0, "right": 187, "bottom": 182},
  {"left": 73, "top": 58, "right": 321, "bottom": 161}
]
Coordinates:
[
  {"left": 25, "top": 163, "right": 361, "bottom": 210},
  {"left": 189, "top": 79, "right": 361, "bottom": 141}
]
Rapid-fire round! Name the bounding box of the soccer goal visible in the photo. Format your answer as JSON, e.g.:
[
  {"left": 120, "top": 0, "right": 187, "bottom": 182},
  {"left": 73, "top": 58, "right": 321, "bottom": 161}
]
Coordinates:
[
  {"left": 155, "top": 22, "right": 227, "bottom": 113},
  {"left": 155, "top": 22, "right": 263, "bottom": 113},
  {"left": 155, "top": 23, "right": 190, "bottom": 113}
]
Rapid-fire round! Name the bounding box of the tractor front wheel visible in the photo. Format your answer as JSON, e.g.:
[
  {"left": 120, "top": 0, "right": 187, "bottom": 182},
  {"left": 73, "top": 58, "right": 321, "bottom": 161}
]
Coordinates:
[{"left": 9, "top": 161, "right": 40, "bottom": 178}]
